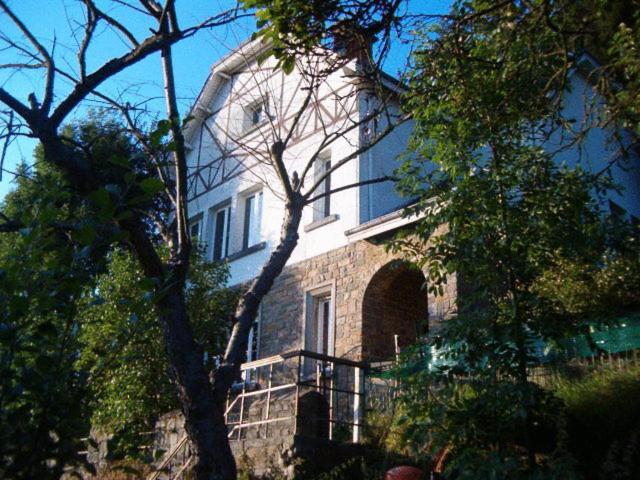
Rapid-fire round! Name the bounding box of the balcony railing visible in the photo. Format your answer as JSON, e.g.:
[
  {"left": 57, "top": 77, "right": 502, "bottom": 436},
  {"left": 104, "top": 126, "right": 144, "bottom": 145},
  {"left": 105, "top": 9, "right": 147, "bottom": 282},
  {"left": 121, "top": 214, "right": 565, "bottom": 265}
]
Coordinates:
[
  {"left": 225, "top": 349, "right": 366, "bottom": 443},
  {"left": 147, "top": 350, "right": 369, "bottom": 480}
]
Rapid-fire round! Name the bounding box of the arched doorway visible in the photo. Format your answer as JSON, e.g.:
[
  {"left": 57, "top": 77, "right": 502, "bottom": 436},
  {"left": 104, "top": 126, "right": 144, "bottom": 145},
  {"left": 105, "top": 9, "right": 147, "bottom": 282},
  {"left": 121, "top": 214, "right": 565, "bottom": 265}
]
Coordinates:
[{"left": 362, "top": 260, "right": 428, "bottom": 362}]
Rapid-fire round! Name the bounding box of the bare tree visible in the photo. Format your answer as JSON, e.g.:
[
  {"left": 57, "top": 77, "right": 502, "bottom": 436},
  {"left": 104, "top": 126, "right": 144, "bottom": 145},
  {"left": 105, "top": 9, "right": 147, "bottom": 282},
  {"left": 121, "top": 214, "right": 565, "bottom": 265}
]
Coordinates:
[{"left": 0, "top": 1, "right": 408, "bottom": 479}]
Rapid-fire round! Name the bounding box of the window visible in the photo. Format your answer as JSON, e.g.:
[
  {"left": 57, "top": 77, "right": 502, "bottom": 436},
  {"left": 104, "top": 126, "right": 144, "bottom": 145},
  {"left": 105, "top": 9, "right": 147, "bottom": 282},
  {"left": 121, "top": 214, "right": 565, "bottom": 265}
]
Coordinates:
[
  {"left": 242, "top": 190, "right": 263, "bottom": 250},
  {"left": 189, "top": 216, "right": 202, "bottom": 243},
  {"left": 211, "top": 204, "right": 231, "bottom": 261},
  {"left": 303, "top": 285, "right": 335, "bottom": 377},
  {"left": 305, "top": 287, "right": 335, "bottom": 356},
  {"left": 242, "top": 307, "right": 261, "bottom": 383},
  {"left": 313, "top": 156, "right": 332, "bottom": 222},
  {"left": 251, "top": 102, "right": 264, "bottom": 125},
  {"left": 244, "top": 98, "right": 268, "bottom": 131},
  {"left": 247, "top": 315, "right": 260, "bottom": 363},
  {"left": 314, "top": 296, "right": 332, "bottom": 355}
]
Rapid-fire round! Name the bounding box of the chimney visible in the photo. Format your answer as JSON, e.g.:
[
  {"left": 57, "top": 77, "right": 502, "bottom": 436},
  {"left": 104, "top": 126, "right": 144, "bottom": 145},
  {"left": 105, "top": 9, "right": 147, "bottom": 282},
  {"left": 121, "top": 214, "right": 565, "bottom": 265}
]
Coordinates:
[{"left": 330, "top": 23, "right": 376, "bottom": 67}]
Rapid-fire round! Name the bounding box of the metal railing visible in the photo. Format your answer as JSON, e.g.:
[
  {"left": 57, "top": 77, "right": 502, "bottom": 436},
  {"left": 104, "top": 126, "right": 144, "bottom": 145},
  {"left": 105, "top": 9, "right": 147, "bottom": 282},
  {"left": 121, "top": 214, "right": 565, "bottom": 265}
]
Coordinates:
[
  {"left": 225, "top": 349, "right": 366, "bottom": 443},
  {"left": 146, "top": 350, "right": 369, "bottom": 479},
  {"left": 146, "top": 434, "right": 191, "bottom": 480}
]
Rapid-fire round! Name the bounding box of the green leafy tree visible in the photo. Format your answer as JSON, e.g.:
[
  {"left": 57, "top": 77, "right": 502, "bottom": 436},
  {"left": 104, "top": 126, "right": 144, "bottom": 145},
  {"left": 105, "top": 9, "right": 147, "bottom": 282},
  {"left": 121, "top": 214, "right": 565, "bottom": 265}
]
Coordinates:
[
  {"left": 0, "top": 161, "right": 94, "bottom": 479},
  {"left": 0, "top": 116, "right": 176, "bottom": 478},
  {"left": 77, "top": 248, "right": 236, "bottom": 459},
  {"left": 389, "top": 0, "right": 634, "bottom": 477}
]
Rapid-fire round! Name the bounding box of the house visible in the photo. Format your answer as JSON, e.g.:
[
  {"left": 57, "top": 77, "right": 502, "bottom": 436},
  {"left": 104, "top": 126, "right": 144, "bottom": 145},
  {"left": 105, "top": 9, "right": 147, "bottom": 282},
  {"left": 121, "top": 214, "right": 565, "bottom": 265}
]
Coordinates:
[
  {"left": 183, "top": 39, "right": 640, "bottom": 372},
  {"left": 182, "top": 36, "right": 456, "bottom": 372},
  {"left": 142, "top": 38, "right": 640, "bottom": 478}
]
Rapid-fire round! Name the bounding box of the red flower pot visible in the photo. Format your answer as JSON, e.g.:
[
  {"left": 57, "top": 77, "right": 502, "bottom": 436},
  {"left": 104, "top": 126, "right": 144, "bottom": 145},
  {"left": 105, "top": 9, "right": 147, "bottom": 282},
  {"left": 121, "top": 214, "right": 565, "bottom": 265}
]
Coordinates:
[{"left": 385, "top": 466, "right": 425, "bottom": 480}]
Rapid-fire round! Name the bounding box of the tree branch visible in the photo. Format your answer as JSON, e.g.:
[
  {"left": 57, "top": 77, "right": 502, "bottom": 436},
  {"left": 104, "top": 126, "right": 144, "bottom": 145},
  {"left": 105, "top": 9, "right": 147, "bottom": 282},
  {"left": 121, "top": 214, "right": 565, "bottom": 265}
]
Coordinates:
[
  {"left": 304, "top": 175, "right": 395, "bottom": 205},
  {"left": 0, "top": 0, "right": 55, "bottom": 115}
]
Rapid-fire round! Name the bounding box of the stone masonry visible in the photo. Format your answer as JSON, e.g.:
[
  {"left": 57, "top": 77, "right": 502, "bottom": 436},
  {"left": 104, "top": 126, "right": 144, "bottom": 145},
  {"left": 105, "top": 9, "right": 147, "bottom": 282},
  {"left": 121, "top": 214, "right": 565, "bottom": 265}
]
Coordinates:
[{"left": 258, "top": 236, "right": 457, "bottom": 362}]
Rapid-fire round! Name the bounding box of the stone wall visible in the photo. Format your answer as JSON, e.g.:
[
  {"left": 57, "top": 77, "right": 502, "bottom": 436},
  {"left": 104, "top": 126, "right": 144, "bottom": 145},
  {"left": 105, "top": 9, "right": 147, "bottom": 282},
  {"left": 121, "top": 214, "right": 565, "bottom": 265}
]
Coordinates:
[
  {"left": 151, "top": 409, "right": 363, "bottom": 479},
  {"left": 259, "top": 236, "right": 457, "bottom": 362}
]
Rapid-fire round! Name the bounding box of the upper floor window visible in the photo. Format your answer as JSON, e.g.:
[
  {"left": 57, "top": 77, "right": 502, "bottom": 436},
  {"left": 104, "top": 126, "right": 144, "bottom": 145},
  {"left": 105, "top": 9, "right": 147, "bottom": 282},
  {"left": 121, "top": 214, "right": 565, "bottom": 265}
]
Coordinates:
[
  {"left": 313, "top": 155, "right": 332, "bottom": 222},
  {"left": 211, "top": 203, "right": 231, "bottom": 261},
  {"left": 242, "top": 190, "right": 263, "bottom": 250},
  {"left": 244, "top": 98, "right": 268, "bottom": 132}
]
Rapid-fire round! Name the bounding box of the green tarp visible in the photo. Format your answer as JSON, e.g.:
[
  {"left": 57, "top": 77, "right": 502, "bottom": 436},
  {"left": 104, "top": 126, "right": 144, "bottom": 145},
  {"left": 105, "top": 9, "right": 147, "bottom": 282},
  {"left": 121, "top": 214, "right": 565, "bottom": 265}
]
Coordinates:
[
  {"left": 368, "top": 313, "right": 640, "bottom": 378},
  {"left": 561, "top": 313, "right": 640, "bottom": 357}
]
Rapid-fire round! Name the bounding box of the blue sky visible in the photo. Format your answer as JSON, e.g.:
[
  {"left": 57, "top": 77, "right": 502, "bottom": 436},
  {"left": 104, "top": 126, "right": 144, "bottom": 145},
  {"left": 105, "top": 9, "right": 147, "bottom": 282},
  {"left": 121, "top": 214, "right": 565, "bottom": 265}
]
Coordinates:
[{"left": 0, "top": 0, "right": 451, "bottom": 201}]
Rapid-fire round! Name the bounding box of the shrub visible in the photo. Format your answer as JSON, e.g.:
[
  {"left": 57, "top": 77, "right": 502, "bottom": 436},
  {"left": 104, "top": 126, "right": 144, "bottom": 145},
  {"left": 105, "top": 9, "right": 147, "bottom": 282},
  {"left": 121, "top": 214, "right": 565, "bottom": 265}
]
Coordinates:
[{"left": 553, "top": 365, "right": 640, "bottom": 479}]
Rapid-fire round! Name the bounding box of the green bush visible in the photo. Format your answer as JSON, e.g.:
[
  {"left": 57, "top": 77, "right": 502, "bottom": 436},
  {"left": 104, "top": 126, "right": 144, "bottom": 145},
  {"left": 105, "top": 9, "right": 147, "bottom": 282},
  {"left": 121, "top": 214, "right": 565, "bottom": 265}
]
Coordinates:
[{"left": 553, "top": 365, "right": 640, "bottom": 479}]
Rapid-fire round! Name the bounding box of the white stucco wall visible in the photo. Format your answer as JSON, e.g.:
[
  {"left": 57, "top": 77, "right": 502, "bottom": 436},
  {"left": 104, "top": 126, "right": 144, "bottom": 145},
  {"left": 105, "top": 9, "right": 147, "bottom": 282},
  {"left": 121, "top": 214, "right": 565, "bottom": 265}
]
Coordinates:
[
  {"left": 185, "top": 45, "right": 372, "bottom": 285},
  {"left": 548, "top": 71, "right": 640, "bottom": 217},
  {"left": 185, "top": 45, "right": 640, "bottom": 287}
]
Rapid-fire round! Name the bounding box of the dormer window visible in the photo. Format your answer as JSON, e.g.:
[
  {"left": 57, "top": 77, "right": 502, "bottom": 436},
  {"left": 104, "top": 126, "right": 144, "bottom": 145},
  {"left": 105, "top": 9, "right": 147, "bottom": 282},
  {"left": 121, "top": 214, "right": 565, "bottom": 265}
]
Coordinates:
[
  {"left": 244, "top": 98, "right": 268, "bottom": 132},
  {"left": 251, "top": 101, "right": 265, "bottom": 125}
]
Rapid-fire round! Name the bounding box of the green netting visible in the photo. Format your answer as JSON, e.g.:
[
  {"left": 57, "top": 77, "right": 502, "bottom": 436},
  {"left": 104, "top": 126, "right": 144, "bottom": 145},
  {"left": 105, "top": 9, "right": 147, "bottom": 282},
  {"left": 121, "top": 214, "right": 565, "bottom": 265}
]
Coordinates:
[
  {"left": 367, "top": 313, "right": 640, "bottom": 379},
  {"left": 561, "top": 313, "right": 640, "bottom": 357}
]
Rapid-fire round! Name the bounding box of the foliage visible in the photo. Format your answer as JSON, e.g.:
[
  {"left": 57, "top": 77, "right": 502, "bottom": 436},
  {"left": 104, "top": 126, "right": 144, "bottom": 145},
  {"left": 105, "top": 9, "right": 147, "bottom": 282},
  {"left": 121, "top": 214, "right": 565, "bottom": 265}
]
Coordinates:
[
  {"left": 534, "top": 223, "right": 640, "bottom": 322},
  {"left": 592, "top": 2, "right": 640, "bottom": 135},
  {"left": 0, "top": 157, "right": 101, "bottom": 478},
  {"left": 387, "top": 0, "right": 637, "bottom": 477},
  {"left": 0, "top": 116, "right": 198, "bottom": 476},
  {"left": 553, "top": 365, "right": 640, "bottom": 479},
  {"left": 242, "top": 0, "right": 403, "bottom": 73},
  {"left": 392, "top": 349, "right": 579, "bottom": 478},
  {"left": 77, "top": 247, "right": 236, "bottom": 459}
]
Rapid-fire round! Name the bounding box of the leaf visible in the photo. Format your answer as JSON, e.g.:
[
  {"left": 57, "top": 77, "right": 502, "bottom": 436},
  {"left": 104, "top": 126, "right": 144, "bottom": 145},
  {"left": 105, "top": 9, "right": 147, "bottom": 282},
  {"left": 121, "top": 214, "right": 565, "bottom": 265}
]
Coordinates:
[
  {"left": 139, "top": 177, "right": 164, "bottom": 196},
  {"left": 150, "top": 119, "right": 171, "bottom": 148},
  {"left": 281, "top": 57, "right": 295, "bottom": 75},
  {"left": 89, "top": 188, "right": 111, "bottom": 210},
  {"left": 75, "top": 223, "right": 97, "bottom": 246},
  {"left": 108, "top": 154, "right": 130, "bottom": 169}
]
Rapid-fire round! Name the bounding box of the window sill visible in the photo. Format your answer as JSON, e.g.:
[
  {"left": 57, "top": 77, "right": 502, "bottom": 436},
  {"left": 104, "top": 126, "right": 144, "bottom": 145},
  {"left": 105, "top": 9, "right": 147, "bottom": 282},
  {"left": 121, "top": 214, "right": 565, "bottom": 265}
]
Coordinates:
[
  {"left": 304, "top": 214, "right": 339, "bottom": 232},
  {"left": 238, "top": 119, "right": 269, "bottom": 140},
  {"left": 227, "top": 241, "right": 267, "bottom": 261}
]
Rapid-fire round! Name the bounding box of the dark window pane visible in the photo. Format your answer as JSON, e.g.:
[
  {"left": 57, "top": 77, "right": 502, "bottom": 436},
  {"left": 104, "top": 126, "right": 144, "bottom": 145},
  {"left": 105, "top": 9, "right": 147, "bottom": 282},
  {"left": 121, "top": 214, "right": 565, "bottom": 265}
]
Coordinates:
[
  {"left": 313, "top": 159, "right": 331, "bottom": 221},
  {"left": 243, "top": 195, "right": 254, "bottom": 249},
  {"left": 190, "top": 221, "right": 200, "bottom": 240},
  {"left": 213, "top": 209, "right": 226, "bottom": 260}
]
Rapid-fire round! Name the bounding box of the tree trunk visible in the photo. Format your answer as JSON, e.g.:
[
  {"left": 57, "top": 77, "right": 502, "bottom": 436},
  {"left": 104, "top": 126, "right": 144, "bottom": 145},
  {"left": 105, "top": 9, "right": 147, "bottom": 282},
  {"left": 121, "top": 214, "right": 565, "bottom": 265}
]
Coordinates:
[
  {"left": 213, "top": 194, "right": 305, "bottom": 401},
  {"left": 159, "top": 287, "right": 237, "bottom": 480}
]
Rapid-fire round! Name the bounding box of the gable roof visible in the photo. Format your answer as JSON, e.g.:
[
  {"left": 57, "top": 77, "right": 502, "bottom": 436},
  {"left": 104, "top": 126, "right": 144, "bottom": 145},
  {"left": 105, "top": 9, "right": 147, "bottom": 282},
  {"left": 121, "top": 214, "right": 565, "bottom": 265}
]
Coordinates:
[{"left": 183, "top": 37, "right": 272, "bottom": 145}]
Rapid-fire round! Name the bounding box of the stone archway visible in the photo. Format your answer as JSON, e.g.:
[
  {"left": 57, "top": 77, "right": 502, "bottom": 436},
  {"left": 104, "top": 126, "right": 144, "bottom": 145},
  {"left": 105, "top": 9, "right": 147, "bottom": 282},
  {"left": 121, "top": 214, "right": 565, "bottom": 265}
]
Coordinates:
[{"left": 361, "top": 260, "right": 429, "bottom": 362}]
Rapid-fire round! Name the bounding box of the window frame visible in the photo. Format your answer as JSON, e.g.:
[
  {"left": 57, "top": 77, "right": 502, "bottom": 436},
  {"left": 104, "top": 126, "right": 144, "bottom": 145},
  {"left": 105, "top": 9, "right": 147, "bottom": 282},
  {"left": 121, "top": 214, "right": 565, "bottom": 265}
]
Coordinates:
[
  {"left": 313, "top": 155, "right": 332, "bottom": 222},
  {"left": 303, "top": 281, "right": 336, "bottom": 357},
  {"left": 189, "top": 213, "right": 204, "bottom": 244},
  {"left": 242, "top": 305, "right": 262, "bottom": 383},
  {"left": 242, "top": 189, "right": 263, "bottom": 250},
  {"left": 211, "top": 202, "right": 231, "bottom": 261},
  {"left": 243, "top": 97, "right": 269, "bottom": 133}
]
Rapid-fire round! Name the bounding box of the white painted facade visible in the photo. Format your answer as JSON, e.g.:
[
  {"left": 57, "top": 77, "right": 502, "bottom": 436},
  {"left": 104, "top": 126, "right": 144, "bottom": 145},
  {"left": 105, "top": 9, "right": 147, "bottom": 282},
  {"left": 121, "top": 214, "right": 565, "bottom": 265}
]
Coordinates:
[
  {"left": 183, "top": 38, "right": 409, "bottom": 286},
  {"left": 184, "top": 41, "right": 640, "bottom": 291}
]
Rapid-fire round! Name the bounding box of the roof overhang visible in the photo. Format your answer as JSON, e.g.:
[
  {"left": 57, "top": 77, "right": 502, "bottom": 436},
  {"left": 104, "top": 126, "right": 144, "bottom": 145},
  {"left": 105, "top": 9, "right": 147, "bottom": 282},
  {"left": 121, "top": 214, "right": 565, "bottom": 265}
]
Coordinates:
[
  {"left": 183, "top": 37, "right": 273, "bottom": 144},
  {"left": 344, "top": 203, "right": 424, "bottom": 243}
]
